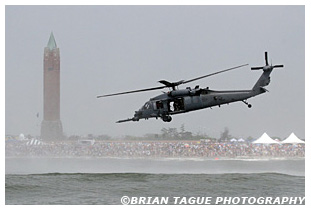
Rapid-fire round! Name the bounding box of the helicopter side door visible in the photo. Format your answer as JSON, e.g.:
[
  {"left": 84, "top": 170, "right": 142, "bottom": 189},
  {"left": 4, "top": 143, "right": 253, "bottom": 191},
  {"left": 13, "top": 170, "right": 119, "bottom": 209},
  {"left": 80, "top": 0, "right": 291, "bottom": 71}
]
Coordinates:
[{"left": 168, "top": 98, "right": 185, "bottom": 113}]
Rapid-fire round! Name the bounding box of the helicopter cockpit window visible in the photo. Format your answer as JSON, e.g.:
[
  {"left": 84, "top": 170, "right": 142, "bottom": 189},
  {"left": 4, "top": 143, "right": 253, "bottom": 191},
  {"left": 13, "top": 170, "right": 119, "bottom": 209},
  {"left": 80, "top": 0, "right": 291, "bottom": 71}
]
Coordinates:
[
  {"left": 142, "top": 102, "right": 151, "bottom": 110},
  {"left": 156, "top": 101, "right": 164, "bottom": 109}
]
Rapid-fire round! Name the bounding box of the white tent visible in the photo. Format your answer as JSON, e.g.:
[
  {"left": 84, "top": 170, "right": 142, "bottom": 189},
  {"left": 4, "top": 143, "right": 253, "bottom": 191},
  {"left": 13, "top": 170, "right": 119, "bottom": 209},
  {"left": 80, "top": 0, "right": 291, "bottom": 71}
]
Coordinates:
[
  {"left": 26, "top": 139, "right": 43, "bottom": 146},
  {"left": 237, "top": 138, "right": 245, "bottom": 142},
  {"left": 252, "top": 133, "right": 280, "bottom": 144},
  {"left": 282, "top": 133, "right": 305, "bottom": 144},
  {"left": 230, "top": 138, "right": 237, "bottom": 142},
  {"left": 19, "top": 133, "right": 26, "bottom": 141}
]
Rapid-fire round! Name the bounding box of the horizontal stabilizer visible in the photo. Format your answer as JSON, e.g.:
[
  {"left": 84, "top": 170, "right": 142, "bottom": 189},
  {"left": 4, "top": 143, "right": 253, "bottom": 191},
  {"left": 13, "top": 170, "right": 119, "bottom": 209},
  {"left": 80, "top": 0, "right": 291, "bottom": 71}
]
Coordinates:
[{"left": 260, "top": 86, "right": 269, "bottom": 92}]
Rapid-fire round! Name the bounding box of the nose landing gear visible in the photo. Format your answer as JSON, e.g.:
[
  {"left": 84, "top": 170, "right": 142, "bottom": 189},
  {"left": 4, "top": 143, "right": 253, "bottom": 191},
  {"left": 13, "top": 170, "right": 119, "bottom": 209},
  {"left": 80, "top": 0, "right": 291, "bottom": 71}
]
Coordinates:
[{"left": 162, "top": 115, "right": 172, "bottom": 122}]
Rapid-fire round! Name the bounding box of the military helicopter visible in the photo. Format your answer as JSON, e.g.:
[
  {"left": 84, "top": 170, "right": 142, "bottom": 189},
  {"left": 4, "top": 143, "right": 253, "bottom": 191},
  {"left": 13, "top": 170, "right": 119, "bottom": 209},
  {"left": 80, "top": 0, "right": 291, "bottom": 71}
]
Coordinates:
[{"left": 97, "top": 52, "right": 283, "bottom": 123}]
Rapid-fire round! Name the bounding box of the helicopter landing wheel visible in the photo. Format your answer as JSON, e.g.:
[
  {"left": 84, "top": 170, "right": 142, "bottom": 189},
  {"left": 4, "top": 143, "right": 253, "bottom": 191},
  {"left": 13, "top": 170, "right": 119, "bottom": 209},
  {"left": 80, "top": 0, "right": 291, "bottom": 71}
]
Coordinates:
[
  {"left": 162, "top": 116, "right": 172, "bottom": 122},
  {"left": 242, "top": 100, "right": 252, "bottom": 108}
]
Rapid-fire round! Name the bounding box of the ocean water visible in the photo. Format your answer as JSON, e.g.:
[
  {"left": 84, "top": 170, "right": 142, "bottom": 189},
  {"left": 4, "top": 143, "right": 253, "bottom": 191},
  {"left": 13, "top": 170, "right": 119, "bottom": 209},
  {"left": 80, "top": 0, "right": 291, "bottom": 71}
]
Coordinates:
[{"left": 5, "top": 158, "right": 305, "bottom": 205}]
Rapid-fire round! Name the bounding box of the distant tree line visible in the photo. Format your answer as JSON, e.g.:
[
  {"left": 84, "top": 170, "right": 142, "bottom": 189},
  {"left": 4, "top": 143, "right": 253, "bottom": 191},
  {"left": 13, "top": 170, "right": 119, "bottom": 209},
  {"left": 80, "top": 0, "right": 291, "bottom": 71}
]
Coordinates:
[
  {"left": 8, "top": 126, "right": 281, "bottom": 142},
  {"left": 62, "top": 125, "right": 260, "bottom": 141}
]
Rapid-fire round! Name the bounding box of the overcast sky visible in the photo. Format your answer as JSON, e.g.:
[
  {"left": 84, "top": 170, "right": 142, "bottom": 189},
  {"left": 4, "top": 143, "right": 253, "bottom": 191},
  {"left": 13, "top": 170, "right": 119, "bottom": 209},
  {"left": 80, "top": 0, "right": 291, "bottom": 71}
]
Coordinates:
[{"left": 5, "top": 5, "right": 305, "bottom": 139}]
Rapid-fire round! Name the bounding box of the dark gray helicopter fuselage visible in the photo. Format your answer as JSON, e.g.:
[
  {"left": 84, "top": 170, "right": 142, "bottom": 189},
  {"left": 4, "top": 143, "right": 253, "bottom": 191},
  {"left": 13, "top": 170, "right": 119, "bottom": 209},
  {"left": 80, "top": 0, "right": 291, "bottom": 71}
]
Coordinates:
[
  {"left": 134, "top": 83, "right": 264, "bottom": 122},
  {"left": 142, "top": 89, "right": 254, "bottom": 114}
]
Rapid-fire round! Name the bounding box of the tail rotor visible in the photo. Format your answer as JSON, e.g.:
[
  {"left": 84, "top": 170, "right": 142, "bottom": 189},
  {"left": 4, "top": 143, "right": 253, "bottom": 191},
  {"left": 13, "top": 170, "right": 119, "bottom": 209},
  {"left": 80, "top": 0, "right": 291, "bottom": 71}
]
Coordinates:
[
  {"left": 252, "top": 51, "right": 284, "bottom": 91},
  {"left": 251, "top": 51, "right": 284, "bottom": 71}
]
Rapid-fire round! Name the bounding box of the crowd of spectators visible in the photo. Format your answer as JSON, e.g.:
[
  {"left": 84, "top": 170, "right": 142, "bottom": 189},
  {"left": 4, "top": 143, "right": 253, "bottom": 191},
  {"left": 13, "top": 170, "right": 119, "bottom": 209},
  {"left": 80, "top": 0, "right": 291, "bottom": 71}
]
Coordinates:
[{"left": 5, "top": 139, "right": 305, "bottom": 159}]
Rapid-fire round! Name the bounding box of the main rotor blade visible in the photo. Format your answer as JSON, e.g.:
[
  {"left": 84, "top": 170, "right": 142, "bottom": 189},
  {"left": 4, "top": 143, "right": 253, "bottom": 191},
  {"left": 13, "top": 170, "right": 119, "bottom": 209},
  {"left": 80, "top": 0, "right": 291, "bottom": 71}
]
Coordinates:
[
  {"left": 97, "top": 64, "right": 248, "bottom": 98},
  {"left": 182, "top": 64, "right": 248, "bottom": 84},
  {"left": 97, "top": 85, "right": 166, "bottom": 98}
]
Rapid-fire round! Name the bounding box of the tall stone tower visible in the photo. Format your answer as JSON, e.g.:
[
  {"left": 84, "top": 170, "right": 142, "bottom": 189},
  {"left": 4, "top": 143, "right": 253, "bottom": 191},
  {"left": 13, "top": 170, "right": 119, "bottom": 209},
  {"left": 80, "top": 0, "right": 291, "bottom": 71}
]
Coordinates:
[{"left": 41, "top": 32, "right": 63, "bottom": 140}]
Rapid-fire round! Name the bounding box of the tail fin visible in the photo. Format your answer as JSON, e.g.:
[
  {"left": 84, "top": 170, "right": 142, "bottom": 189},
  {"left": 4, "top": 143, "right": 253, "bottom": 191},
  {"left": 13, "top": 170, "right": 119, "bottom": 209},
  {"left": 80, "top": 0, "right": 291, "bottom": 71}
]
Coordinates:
[
  {"left": 251, "top": 52, "right": 284, "bottom": 91},
  {"left": 252, "top": 69, "right": 272, "bottom": 91}
]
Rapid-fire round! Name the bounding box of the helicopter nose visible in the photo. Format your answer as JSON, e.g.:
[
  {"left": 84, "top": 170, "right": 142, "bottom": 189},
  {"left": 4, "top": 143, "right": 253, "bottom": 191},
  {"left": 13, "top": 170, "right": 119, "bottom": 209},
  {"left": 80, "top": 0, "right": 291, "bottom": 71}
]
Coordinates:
[
  {"left": 134, "top": 110, "right": 142, "bottom": 117},
  {"left": 133, "top": 111, "right": 142, "bottom": 121}
]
